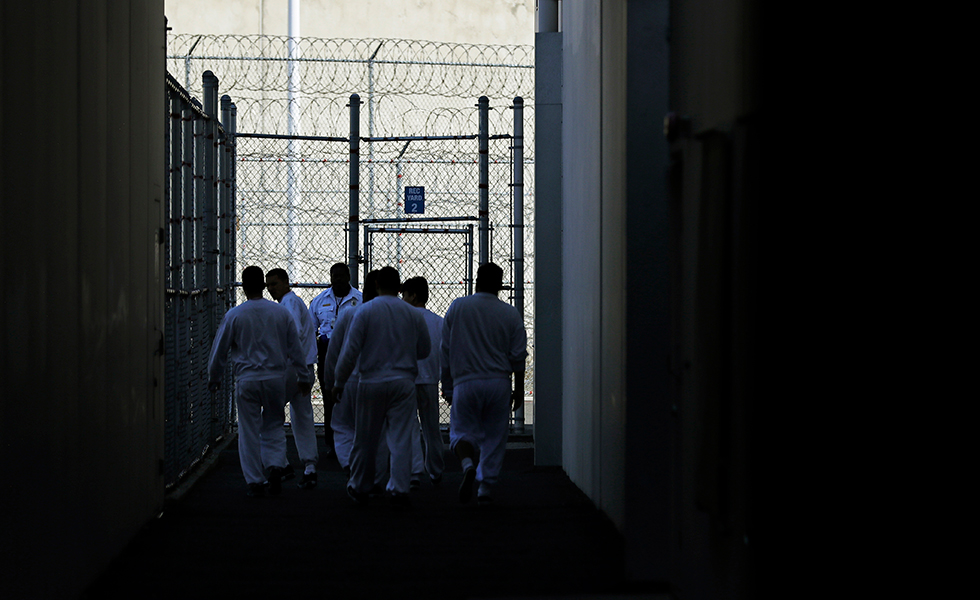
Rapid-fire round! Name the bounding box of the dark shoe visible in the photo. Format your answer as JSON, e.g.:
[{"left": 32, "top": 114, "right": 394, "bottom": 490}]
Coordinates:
[
  {"left": 477, "top": 495, "right": 494, "bottom": 507},
  {"left": 280, "top": 463, "right": 296, "bottom": 481},
  {"left": 459, "top": 466, "right": 476, "bottom": 503},
  {"left": 347, "top": 485, "right": 369, "bottom": 506},
  {"left": 430, "top": 473, "right": 442, "bottom": 487},
  {"left": 267, "top": 467, "right": 283, "bottom": 496},
  {"left": 247, "top": 483, "right": 265, "bottom": 498},
  {"left": 390, "top": 493, "right": 412, "bottom": 510},
  {"left": 368, "top": 484, "right": 385, "bottom": 498},
  {"left": 298, "top": 472, "right": 317, "bottom": 490},
  {"left": 410, "top": 478, "right": 421, "bottom": 491}
]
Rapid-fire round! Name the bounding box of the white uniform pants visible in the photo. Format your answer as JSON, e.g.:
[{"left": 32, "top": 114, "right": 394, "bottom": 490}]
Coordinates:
[
  {"left": 236, "top": 377, "right": 288, "bottom": 485},
  {"left": 331, "top": 373, "right": 359, "bottom": 468},
  {"left": 417, "top": 383, "right": 445, "bottom": 479},
  {"left": 286, "top": 364, "right": 318, "bottom": 467},
  {"left": 349, "top": 379, "right": 416, "bottom": 495},
  {"left": 449, "top": 378, "right": 510, "bottom": 490},
  {"left": 390, "top": 416, "right": 423, "bottom": 492}
]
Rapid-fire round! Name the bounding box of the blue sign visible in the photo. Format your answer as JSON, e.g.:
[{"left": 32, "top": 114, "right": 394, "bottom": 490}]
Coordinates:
[{"left": 405, "top": 186, "right": 425, "bottom": 214}]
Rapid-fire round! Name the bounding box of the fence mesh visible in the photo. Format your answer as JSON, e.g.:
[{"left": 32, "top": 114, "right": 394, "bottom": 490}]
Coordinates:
[
  {"left": 164, "top": 73, "right": 238, "bottom": 488},
  {"left": 169, "top": 35, "right": 535, "bottom": 428}
]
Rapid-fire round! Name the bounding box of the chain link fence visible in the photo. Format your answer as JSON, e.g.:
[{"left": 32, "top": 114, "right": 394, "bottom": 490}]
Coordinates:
[
  {"left": 164, "top": 72, "right": 239, "bottom": 488},
  {"left": 168, "top": 35, "right": 535, "bottom": 429}
]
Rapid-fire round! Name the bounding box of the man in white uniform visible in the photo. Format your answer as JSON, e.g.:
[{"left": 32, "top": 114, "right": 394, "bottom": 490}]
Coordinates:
[
  {"left": 441, "top": 262, "right": 527, "bottom": 505},
  {"left": 310, "top": 262, "right": 362, "bottom": 394},
  {"left": 324, "top": 269, "right": 378, "bottom": 479},
  {"left": 402, "top": 276, "right": 446, "bottom": 486},
  {"left": 266, "top": 268, "right": 319, "bottom": 489},
  {"left": 208, "top": 266, "right": 312, "bottom": 497},
  {"left": 333, "top": 266, "right": 431, "bottom": 507}
]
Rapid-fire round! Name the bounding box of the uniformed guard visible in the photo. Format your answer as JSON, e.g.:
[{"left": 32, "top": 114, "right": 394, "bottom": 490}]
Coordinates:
[{"left": 310, "top": 262, "right": 362, "bottom": 393}]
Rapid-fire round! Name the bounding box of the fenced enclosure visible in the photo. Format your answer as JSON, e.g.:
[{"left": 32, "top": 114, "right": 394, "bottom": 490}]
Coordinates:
[
  {"left": 164, "top": 72, "right": 238, "bottom": 488},
  {"left": 167, "top": 35, "right": 535, "bottom": 429}
]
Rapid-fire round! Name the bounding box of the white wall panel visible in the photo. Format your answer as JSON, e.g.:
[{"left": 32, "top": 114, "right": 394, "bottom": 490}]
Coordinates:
[{"left": 561, "top": 0, "right": 603, "bottom": 504}]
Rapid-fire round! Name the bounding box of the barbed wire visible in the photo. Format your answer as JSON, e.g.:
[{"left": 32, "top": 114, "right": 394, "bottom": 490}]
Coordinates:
[{"left": 168, "top": 34, "right": 533, "bottom": 97}]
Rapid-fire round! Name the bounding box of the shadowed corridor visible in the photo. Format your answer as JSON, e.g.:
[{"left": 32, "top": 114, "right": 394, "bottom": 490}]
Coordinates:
[{"left": 83, "top": 434, "right": 668, "bottom": 599}]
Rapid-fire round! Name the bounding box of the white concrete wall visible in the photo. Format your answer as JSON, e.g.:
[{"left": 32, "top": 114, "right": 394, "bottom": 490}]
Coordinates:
[
  {"left": 165, "top": 0, "right": 536, "bottom": 45},
  {"left": 561, "top": 0, "right": 602, "bottom": 507},
  {"left": 560, "top": 0, "right": 629, "bottom": 528},
  {"left": 532, "top": 30, "right": 563, "bottom": 466}
]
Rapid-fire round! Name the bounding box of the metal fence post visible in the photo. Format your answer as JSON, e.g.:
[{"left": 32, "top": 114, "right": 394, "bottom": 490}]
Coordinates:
[
  {"left": 228, "top": 99, "right": 238, "bottom": 424},
  {"left": 191, "top": 93, "right": 207, "bottom": 455},
  {"left": 218, "top": 94, "right": 232, "bottom": 427},
  {"left": 203, "top": 71, "right": 220, "bottom": 439},
  {"left": 203, "top": 71, "right": 218, "bottom": 290},
  {"left": 363, "top": 224, "right": 372, "bottom": 274},
  {"left": 478, "top": 96, "right": 489, "bottom": 266},
  {"left": 467, "top": 224, "right": 475, "bottom": 295},
  {"left": 512, "top": 96, "right": 525, "bottom": 431},
  {"left": 219, "top": 92, "right": 236, "bottom": 428},
  {"left": 229, "top": 100, "right": 238, "bottom": 288},
  {"left": 169, "top": 93, "right": 182, "bottom": 292},
  {"left": 181, "top": 99, "right": 195, "bottom": 451},
  {"left": 165, "top": 86, "right": 180, "bottom": 482},
  {"left": 191, "top": 101, "right": 204, "bottom": 295},
  {"left": 220, "top": 95, "right": 232, "bottom": 290},
  {"left": 349, "top": 94, "right": 361, "bottom": 288}
]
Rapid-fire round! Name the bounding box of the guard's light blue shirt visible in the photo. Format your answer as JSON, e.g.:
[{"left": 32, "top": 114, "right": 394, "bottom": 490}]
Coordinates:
[{"left": 310, "top": 286, "right": 362, "bottom": 339}]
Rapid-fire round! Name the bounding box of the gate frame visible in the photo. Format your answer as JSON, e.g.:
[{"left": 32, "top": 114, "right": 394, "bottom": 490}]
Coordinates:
[{"left": 362, "top": 217, "right": 477, "bottom": 297}]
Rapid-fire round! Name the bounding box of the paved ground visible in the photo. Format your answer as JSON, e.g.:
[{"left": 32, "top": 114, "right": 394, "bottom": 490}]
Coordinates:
[{"left": 84, "top": 434, "right": 662, "bottom": 599}]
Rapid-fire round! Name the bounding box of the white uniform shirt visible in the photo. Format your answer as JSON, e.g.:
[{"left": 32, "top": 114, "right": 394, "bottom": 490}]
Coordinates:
[
  {"left": 207, "top": 298, "right": 311, "bottom": 384},
  {"left": 310, "top": 286, "right": 363, "bottom": 341},
  {"left": 335, "top": 295, "right": 431, "bottom": 386},
  {"left": 440, "top": 292, "right": 528, "bottom": 392},
  {"left": 280, "top": 290, "right": 318, "bottom": 366},
  {"left": 415, "top": 307, "right": 443, "bottom": 385}
]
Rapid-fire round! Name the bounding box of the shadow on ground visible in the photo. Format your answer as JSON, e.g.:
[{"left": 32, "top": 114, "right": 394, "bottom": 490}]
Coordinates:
[{"left": 84, "top": 434, "right": 637, "bottom": 599}]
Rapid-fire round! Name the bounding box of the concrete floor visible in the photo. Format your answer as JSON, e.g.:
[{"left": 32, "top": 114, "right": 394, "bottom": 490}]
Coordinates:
[{"left": 83, "top": 433, "right": 670, "bottom": 599}]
